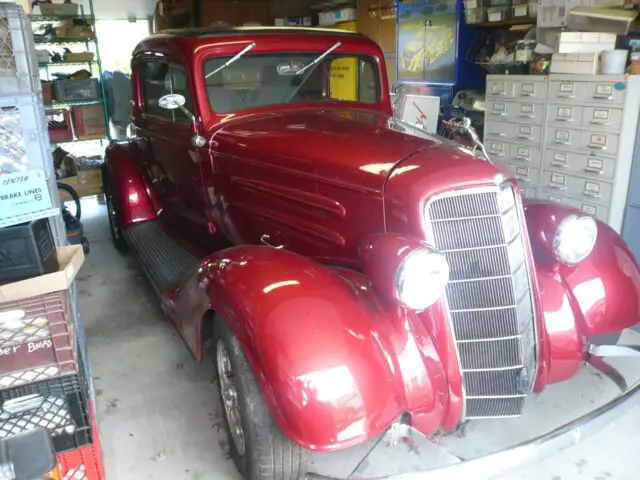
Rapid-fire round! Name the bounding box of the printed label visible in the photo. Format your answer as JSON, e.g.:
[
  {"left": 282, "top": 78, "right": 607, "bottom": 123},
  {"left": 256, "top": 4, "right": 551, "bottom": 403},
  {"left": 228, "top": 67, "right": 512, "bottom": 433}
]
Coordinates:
[
  {"left": 588, "top": 158, "right": 604, "bottom": 170},
  {"left": 551, "top": 173, "right": 566, "bottom": 185},
  {"left": 584, "top": 182, "right": 600, "bottom": 193},
  {"left": 560, "top": 83, "right": 574, "bottom": 93},
  {"left": 591, "top": 134, "right": 607, "bottom": 146},
  {"left": 593, "top": 109, "right": 610, "bottom": 120},
  {"left": 518, "top": 147, "right": 530, "bottom": 157},
  {"left": 521, "top": 83, "right": 534, "bottom": 93},
  {"left": 520, "top": 125, "right": 532, "bottom": 136},
  {"left": 596, "top": 84, "right": 613, "bottom": 95},
  {"left": 553, "top": 152, "right": 567, "bottom": 162},
  {"left": 582, "top": 204, "right": 597, "bottom": 215},
  {"left": 557, "top": 107, "right": 572, "bottom": 118},
  {"left": 521, "top": 104, "right": 533, "bottom": 114},
  {"left": 555, "top": 130, "right": 569, "bottom": 142},
  {"left": 493, "top": 102, "right": 506, "bottom": 112},
  {"left": 0, "top": 169, "right": 52, "bottom": 221}
]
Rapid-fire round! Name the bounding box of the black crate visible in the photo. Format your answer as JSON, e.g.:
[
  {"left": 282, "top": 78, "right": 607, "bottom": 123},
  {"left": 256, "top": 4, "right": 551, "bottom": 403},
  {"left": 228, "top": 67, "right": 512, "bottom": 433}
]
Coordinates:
[
  {"left": 0, "top": 349, "right": 92, "bottom": 453},
  {"left": 0, "top": 218, "right": 58, "bottom": 285}
]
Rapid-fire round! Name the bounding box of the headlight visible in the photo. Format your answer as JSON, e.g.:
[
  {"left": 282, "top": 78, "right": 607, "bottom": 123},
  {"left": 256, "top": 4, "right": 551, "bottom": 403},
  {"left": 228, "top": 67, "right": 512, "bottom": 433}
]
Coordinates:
[
  {"left": 553, "top": 214, "right": 597, "bottom": 264},
  {"left": 395, "top": 247, "right": 450, "bottom": 311}
]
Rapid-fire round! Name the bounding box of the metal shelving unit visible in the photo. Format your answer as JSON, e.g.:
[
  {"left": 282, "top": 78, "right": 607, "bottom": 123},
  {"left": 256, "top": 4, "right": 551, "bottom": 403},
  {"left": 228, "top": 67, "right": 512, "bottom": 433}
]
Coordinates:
[{"left": 30, "top": 0, "right": 110, "bottom": 146}]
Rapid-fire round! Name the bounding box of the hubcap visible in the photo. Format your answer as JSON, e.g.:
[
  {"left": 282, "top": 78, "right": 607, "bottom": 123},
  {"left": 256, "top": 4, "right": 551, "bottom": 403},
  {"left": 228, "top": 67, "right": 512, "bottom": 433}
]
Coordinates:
[
  {"left": 216, "top": 340, "right": 246, "bottom": 455},
  {"left": 105, "top": 193, "right": 119, "bottom": 240}
]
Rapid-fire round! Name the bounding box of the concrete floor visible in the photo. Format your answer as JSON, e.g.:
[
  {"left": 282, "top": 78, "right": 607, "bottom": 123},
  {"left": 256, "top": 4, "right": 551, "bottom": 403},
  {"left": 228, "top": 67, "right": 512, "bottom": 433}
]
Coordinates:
[{"left": 76, "top": 197, "right": 640, "bottom": 480}]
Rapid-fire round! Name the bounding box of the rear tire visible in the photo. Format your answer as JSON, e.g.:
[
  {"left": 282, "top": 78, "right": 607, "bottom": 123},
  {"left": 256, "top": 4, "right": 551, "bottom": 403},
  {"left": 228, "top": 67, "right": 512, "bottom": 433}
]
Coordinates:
[
  {"left": 213, "top": 317, "right": 309, "bottom": 480},
  {"left": 103, "top": 172, "right": 129, "bottom": 252}
]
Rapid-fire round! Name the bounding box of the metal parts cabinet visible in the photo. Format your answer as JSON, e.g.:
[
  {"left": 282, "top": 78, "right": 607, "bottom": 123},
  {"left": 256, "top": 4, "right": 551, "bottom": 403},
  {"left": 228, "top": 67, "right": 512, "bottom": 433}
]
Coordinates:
[{"left": 484, "top": 74, "right": 640, "bottom": 234}]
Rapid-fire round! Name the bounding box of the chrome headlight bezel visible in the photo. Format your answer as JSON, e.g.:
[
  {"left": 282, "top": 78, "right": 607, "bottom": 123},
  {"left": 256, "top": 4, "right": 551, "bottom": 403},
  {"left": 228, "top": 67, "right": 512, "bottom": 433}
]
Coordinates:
[
  {"left": 553, "top": 214, "right": 598, "bottom": 265},
  {"left": 394, "top": 247, "right": 450, "bottom": 311}
]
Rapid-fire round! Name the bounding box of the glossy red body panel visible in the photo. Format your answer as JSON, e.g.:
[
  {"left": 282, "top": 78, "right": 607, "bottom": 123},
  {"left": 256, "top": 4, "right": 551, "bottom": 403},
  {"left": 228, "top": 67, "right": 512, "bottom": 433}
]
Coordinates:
[{"left": 104, "top": 29, "right": 640, "bottom": 452}]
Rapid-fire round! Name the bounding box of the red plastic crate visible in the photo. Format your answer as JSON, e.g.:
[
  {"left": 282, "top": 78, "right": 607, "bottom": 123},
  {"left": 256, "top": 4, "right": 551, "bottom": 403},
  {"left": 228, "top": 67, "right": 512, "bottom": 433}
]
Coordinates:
[
  {"left": 54, "top": 400, "right": 104, "bottom": 480},
  {"left": 46, "top": 109, "right": 74, "bottom": 143},
  {"left": 0, "top": 290, "right": 78, "bottom": 390}
]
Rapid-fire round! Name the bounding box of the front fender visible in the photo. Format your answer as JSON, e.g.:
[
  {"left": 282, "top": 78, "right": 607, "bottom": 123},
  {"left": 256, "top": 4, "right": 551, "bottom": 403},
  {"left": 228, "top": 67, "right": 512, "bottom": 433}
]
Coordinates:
[
  {"left": 103, "top": 140, "right": 157, "bottom": 227},
  {"left": 525, "top": 201, "right": 640, "bottom": 384},
  {"left": 169, "top": 246, "right": 448, "bottom": 451}
]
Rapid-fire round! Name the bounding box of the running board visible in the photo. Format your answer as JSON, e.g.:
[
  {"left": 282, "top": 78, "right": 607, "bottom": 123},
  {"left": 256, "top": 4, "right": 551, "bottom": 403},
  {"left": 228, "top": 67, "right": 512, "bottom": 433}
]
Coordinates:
[{"left": 123, "top": 220, "right": 200, "bottom": 295}]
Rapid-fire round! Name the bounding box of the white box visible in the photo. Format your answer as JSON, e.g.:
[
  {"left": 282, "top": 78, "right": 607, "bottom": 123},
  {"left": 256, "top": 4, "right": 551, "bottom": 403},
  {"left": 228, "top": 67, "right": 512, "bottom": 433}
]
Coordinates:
[
  {"left": 335, "top": 8, "right": 356, "bottom": 23},
  {"left": 302, "top": 16, "right": 312, "bottom": 26},
  {"left": 550, "top": 52, "right": 600, "bottom": 74},
  {"left": 274, "top": 18, "right": 285, "bottom": 26},
  {"left": 558, "top": 31, "right": 617, "bottom": 53},
  {"left": 318, "top": 11, "right": 335, "bottom": 26}
]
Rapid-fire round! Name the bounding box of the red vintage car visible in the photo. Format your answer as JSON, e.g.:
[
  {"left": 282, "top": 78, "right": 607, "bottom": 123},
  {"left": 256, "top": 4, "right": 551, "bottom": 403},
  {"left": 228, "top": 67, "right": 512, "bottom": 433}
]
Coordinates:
[{"left": 104, "top": 27, "right": 640, "bottom": 480}]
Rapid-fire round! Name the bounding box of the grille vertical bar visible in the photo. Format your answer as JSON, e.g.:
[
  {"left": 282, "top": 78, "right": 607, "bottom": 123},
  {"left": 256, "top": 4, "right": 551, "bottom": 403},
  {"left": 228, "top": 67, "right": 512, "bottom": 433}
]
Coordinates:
[{"left": 426, "top": 186, "right": 537, "bottom": 419}]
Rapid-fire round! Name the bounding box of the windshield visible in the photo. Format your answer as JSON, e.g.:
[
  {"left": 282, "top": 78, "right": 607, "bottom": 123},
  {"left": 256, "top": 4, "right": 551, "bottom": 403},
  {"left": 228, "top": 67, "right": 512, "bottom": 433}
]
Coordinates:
[{"left": 203, "top": 52, "right": 381, "bottom": 114}]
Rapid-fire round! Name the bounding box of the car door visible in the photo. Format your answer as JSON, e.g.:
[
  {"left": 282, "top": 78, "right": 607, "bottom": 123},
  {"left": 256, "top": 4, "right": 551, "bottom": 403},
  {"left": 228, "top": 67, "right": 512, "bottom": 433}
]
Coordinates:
[{"left": 136, "top": 57, "right": 213, "bottom": 255}]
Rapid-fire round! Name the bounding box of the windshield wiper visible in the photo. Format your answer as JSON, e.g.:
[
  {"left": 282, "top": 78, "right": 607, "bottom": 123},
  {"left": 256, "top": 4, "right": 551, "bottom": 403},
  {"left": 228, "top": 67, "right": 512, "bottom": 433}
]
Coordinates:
[
  {"left": 295, "top": 41, "right": 341, "bottom": 76},
  {"left": 283, "top": 41, "right": 342, "bottom": 103},
  {"left": 205, "top": 42, "right": 256, "bottom": 79}
]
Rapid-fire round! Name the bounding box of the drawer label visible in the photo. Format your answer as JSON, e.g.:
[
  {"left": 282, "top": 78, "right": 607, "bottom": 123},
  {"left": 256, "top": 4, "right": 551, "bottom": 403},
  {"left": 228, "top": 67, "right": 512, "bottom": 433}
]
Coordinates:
[
  {"left": 551, "top": 173, "right": 567, "bottom": 185},
  {"left": 516, "top": 167, "right": 529, "bottom": 176},
  {"left": 588, "top": 158, "right": 604, "bottom": 170},
  {"left": 518, "top": 147, "right": 530, "bottom": 157},
  {"left": 557, "top": 107, "right": 572, "bottom": 118},
  {"left": 582, "top": 204, "right": 597, "bottom": 215},
  {"left": 553, "top": 152, "right": 567, "bottom": 162},
  {"left": 560, "top": 83, "right": 574, "bottom": 93},
  {"left": 596, "top": 84, "right": 613, "bottom": 95},
  {"left": 521, "top": 104, "right": 534, "bottom": 114},
  {"left": 521, "top": 83, "right": 534, "bottom": 93},
  {"left": 593, "top": 109, "right": 610, "bottom": 120},
  {"left": 492, "top": 82, "right": 506, "bottom": 94},
  {"left": 584, "top": 182, "right": 601, "bottom": 193},
  {"left": 555, "top": 130, "right": 570, "bottom": 141},
  {"left": 519, "top": 125, "right": 532, "bottom": 136},
  {"left": 493, "top": 102, "right": 506, "bottom": 112},
  {"left": 549, "top": 195, "right": 564, "bottom": 203},
  {"left": 490, "top": 142, "right": 504, "bottom": 152},
  {"left": 590, "top": 134, "right": 607, "bottom": 146}
]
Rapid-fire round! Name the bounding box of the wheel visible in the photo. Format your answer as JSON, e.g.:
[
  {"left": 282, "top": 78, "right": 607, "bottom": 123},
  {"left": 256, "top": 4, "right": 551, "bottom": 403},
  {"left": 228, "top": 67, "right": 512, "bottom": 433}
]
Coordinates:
[
  {"left": 57, "top": 182, "right": 81, "bottom": 221},
  {"left": 103, "top": 174, "right": 128, "bottom": 252},
  {"left": 214, "top": 318, "right": 309, "bottom": 480},
  {"left": 81, "top": 237, "right": 90, "bottom": 254}
]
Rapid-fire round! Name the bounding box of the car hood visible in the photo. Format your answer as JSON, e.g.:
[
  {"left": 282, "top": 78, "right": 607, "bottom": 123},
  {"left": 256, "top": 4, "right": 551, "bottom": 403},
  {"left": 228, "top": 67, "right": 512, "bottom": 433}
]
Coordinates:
[{"left": 210, "top": 108, "right": 436, "bottom": 194}]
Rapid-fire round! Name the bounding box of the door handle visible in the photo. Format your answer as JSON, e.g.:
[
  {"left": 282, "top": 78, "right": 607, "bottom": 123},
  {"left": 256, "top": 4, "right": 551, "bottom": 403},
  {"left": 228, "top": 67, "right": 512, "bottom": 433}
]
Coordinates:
[{"left": 260, "top": 234, "right": 284, "bottom": 249}]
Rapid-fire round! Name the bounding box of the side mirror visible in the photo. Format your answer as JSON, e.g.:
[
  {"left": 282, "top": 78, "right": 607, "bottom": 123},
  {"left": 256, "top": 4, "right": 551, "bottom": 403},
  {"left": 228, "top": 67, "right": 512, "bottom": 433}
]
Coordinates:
[{"left": 158, "top": 93, "right": 195, "bottom": 122}]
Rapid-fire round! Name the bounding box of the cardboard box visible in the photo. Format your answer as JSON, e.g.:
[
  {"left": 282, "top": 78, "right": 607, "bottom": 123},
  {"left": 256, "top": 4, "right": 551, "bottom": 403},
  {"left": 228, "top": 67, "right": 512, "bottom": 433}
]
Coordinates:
[
  {"left": 550, "top": 52, "right": 600, "bottom": 74},
  {"left": 54, "top": 25, "right": 94, "bottom": 40},
  {"left": 558, "top": 31, "right": 617, "bottom": 53},
  {"left": 0, "top": 246, "right": 84, "bottom": 303},
  {"left": 71, "top": 104, "right": 107, "bottom": 140}
]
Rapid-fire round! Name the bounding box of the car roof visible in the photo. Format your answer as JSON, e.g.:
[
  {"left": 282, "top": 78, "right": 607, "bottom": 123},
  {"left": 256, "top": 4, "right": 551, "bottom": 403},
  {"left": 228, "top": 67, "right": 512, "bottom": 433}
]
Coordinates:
[{"left": 133, "top": 26, "right": 370, "bottom": 57}]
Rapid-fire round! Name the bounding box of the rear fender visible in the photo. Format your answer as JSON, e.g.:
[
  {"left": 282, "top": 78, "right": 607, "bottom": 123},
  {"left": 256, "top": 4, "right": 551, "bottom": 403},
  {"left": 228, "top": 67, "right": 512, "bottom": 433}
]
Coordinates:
[
  {"left": 168, "top": 246, "right": 448, "bottom": 450},
  {"left": 524, "top": 200, "right": 640, "bottom": 384},
  {"left": 103, "top": 140, "right": 157, "bottom": 227}
]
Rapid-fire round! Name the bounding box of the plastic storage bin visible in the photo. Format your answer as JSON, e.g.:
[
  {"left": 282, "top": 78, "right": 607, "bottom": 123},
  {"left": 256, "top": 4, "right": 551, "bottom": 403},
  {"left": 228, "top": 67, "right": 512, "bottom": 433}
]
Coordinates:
[
  {"left": 0, "top": 3, "right": 41, "bottom": 95},
  {"left": 0, "top": 95, "right": 52, "bottom": 176},
  {"left": 0, "top": 218, "right": 58, "bottom": 284},
  {"left": 46, "top": 108, "right": 74, "bottom": 143},
  {"left": 52, "top": 78, "right": 101, "bottom": 102},
  {"left": 487, "top": 7, "right": 509, "bottom": 21},
  {"left": 465, "top": 8, "right": 487, "bottom": 23}
]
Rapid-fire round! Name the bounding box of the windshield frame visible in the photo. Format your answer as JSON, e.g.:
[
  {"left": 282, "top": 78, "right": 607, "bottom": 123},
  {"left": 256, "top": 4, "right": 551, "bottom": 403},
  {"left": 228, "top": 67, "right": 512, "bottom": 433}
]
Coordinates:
[{"left": 191, "top": 37, "right": 392, "bottom": 128}]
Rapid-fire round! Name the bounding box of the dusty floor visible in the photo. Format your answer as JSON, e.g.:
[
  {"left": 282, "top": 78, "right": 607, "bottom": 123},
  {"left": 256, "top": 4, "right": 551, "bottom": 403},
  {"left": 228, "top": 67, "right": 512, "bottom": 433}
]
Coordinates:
[{"left": 76, "top": 197, "right": 640, "bottom": 479}]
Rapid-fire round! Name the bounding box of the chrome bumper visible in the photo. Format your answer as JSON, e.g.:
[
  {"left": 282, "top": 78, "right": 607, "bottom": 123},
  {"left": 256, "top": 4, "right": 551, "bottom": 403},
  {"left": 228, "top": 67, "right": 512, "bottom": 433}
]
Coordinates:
[{"left": 311, "top": 344, "right": 640, "bottom": 480}]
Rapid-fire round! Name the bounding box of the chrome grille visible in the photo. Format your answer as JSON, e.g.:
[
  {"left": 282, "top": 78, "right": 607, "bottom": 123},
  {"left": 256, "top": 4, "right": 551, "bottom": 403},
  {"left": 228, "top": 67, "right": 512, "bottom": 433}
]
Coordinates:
[{"left": 426, "top": 186, "right": 537, "bottom": 419}]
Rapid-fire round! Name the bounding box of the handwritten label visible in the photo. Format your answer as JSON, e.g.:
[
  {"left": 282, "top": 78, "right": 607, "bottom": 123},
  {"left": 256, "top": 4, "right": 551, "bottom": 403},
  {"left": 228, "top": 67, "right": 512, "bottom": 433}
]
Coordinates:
[
  {"left": 0, "top": 339, "right": 52, "bottom": 356},
  {"left": 560, "top": 83, "right": 574, "bottom": 93},
  {"left": 0, "top": 169, "right": 52, "bottom": 221},
  {"left": 554, "top": 152, "right": 567, "bottom": 162},
  {"left": 555, "top": 130, "right": 569, "bottom": 142},
  {"left": 591, "top": 134, "right": 607, "bottom": 146}
]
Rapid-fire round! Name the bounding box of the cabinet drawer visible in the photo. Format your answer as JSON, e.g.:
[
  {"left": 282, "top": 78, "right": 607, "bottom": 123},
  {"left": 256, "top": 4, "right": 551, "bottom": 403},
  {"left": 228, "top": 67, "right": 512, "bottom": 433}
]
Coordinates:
[
  {"left": 581, "top": 106, "right": 623, "bottom": 131},
  {"left": 500, "top": 160, "right": 541, "bottom": 188},
  {"left": 585, "top": 81, "right": 625, "bottom": 105},
  {"left": 547, "top": 126, "right": 579, "bottom": 149},
  {"left": 544, "top": 149, "right": 616, "bottom": 181},
  {"left": 542, "top": 190, "right": 609, "bottom": 222},
  {"left": 513, "top": 79, "right": 547, "bottom": 101},
  {"left": 486, "top": 101, "right": 544, "bottom": 125},
  {"left": 542, "top": 171, "right": 613, "bottom": 205},
  {"left": 486, "top": 121, "right": 542, "bottom": 144},
  {"left": 576, "top": 130, "right": 619, "bottom": 156},
  {"left": 487, "top": 78, "right": 513, "bottom": 99},
  {"left": 547, "top": 104, "right": 583, "bottom": 126},
  {"left": 509, "top": 144, "right": 541, "bottom": 165},
  {"left": 549, "top": 81, "right": 587, "bottom": 102}
]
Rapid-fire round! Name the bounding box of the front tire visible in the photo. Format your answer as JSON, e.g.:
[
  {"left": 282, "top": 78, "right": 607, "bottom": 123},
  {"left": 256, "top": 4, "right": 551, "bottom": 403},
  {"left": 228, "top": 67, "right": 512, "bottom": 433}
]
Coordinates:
[{"left": 214, "top": 318, "right": 309, "bottom": 480}]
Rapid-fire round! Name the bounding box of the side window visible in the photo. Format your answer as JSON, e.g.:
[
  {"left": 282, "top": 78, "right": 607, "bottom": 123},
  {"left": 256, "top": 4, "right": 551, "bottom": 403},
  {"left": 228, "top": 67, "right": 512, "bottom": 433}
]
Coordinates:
[{"left": 139, "top": 59, "right": 194, "bottom": 122}]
